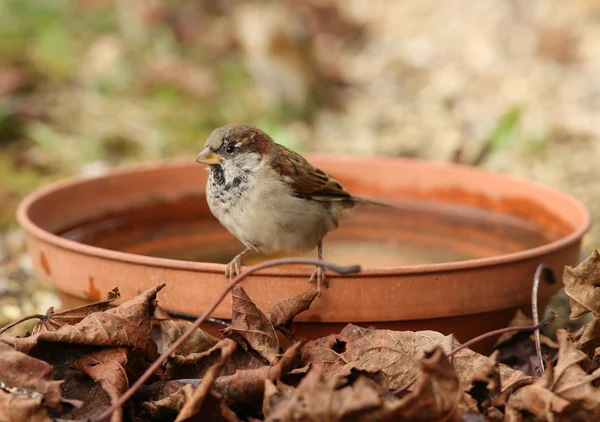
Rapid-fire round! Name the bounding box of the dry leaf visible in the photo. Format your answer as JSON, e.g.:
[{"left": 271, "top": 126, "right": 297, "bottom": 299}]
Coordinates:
[
  {"left": 153, "top": 318, "right": 219, "bottom": 358},
  {"left": 222, "top": 285, "right": 280, "bottom": 365},
  {"left": 72, "top": 348, "right": 130, "bottom": 422},
  {"left": 264, "top": 367, "right": 382, "bottom": 422},
  {"left": 1, "top": 284, "right": 165, "bottom": 359},
  {"left": 268, "top": 289, "right": 318, "bottom": 335},
  {"left": 466, "top": 351, "right": 501, "bottom": 414},
  {"left": 0, "top": 390, "right": 52, "bottom": 422},
  {"left": 550, "top": 330, "right": 600, "bottom": 416},
  {"left": 494, "top": 310, "right": 532, "bottom": 347},
  {"left": 175, "top": 339, "right": 236, "bottom": 421},
  {"left": 506, "top": 382, "right": 571, "bottom": 420},
  {"left": 214, "top": 342, "right": 303, "bottom": 410},
  {"left": 166, "top": 337, "right": 262, "bottom": 381},
  {"left": 143, "top": 383, "right": 195, "bottom": 420},
  {"left": 0, "top": 343, "right": 63, "bottom": 421},
  {"left": 383, "top": 347, "right": 464, "bottom": 421},
  {"left": 301, "top": 324, "right": 527, "bottom": 390},
  {"left": 506, "top": 329, "right": 600, "bottom": 420},
  {"left": 575, "top": 316, "right": 600, "bottom": 359},
  {"left": 563, "top": 250, "right": 600, "bottom": 319},
  {"left": 32, "top": 288, "right": 120, "bottom": 335}
]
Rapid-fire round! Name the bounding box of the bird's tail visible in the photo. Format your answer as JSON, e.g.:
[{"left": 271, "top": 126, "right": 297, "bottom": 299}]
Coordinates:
[{"left": 352, "top": 196, "right": 394, "bottom": 208}]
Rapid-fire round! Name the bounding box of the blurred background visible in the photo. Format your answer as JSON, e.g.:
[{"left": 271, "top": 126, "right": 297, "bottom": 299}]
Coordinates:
[{"left": 1, "top": 0, "right": 599, "bottom": 326}]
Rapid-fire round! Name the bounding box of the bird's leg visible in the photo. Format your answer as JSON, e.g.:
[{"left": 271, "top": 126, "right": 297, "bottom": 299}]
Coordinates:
[
  {"left": 308, "top": 241, "right": 327, "bottom": 296},
  {"left": 225, "top": 247, "right": 252, "bottom": 280}
]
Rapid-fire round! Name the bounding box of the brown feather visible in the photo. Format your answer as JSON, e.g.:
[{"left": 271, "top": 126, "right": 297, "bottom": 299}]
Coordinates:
[{"left": 269, "top": 143, "right": 353, "bottom": 202}]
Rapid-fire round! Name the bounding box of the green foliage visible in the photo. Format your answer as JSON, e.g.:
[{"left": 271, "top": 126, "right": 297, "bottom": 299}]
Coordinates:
[{"left": 486, "top": 106, "right": 522, "bottom": 151}]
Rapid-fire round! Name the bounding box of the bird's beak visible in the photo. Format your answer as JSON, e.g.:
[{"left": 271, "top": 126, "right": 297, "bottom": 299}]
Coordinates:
[{"left": 195, "top": 148, "right": 222, "bottom": 165}]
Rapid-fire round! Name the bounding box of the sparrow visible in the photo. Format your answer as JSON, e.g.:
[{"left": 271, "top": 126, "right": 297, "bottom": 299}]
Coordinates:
[{"left": 195, "top": 124, "right": 389, "bottom": 294}]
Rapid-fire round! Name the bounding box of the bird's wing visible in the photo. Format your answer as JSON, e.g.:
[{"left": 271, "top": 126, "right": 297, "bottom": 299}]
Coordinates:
[{"left": 270, "top": 144, "right": 352, "bottom": 202}]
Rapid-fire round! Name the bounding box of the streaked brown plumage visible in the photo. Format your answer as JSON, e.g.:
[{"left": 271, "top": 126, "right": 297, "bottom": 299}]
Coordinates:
[{"left": 195, "top": 124, "right": 388, "bottom": 294}]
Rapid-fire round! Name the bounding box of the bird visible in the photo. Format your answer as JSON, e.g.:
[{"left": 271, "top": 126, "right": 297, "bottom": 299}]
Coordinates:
[{"left": 195, "top": 124, "right": 389, "bottom": 294}]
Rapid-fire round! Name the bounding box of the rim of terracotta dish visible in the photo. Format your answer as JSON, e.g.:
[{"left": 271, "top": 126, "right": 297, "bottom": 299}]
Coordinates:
[{"left": 17, "top": 156, "right": 592, "bottom": 277}]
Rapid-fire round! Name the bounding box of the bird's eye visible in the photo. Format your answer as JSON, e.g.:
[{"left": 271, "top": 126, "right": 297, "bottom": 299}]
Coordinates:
[{"left": 225, "top": 145, "right": 235, "bottom": 154}]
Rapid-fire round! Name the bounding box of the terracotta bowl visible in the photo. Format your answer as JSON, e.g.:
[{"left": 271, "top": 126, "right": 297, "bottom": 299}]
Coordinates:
[{"left": 17, "top": 156, "right": 590, "bottom": 351}]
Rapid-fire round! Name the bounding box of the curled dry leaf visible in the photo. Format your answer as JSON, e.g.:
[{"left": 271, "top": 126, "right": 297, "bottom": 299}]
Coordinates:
[
  {"left": 214, "top": 342, "right": 304, "bottom": 411},
  {"left": 0, "top": 390, "right": 52, "bottom": 422},
  {"left": 142, "top": 340, "right": 238, "bottom": 422},
  {"left": 384, "top": 347, "right": 464, "bottom": 421},
  {"left": 563, "top": 249, "right": 600, "bottom": 319},
  {"left": 505, "top": 382, "right": 571, "bottom": 420},
  {"left": 494, "top": 310, "right": 558, "bottom": 376},
  {"left": 72, "top": 348, "right": 130, "bottom": 422},
  {"left": 0, "top": 343, "right": 63, "bottom": 421},
  {"left": 143, "top": 383, "right": 195, "bottom": 420},
  {"left": 551, "top": 330, "right": 600, "bottom": 415},
  {"left": 301, "top": 324, "right": 527, "bottom": 390},
  {"left": 466, "top": 351, "right": 502, "bottom": 414},
  {"left": 0, "top": 284, "right": 165, "bottom": 359},
  {"left": 267, "top": 289, "right": 318, "bottom": 338},
  {"left": 152, "top": 317, "right": 219, "bottom": 358},
  {"left": 222, "top": 285, "right": 280, "bottom": 365},
  {"left": 506, "top": 329, "right": 600, "bottom": 420},
  {"left": 575, "top": 316, "right": 600, "bottom": 359},
  {"left": 494, "top": 310, "right": 532, "bottom": 347},
  {"left": 166, "top": 337, "right": 262, "bottom": 381},
  {"left": 264, "top": 366, "right": 382, "bottom": 422},
  {"left": 32, "top": 288, "right": 120, "bottom": 335},
  {"left": 176, "top": 339, "right": 237, "bottom": 421},
  {"left": 267, "top": 347, "right": 466, "bottom": 422}
]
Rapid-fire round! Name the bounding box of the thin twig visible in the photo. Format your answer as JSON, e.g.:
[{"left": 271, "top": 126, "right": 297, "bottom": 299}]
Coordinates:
[
  {"left": 0, "top": 314, "right": 46, "bottom": 335},
  {"left": 393, "top": 312, "right": 556, "bottom": 396},
  {"left": 93, "top": 257, "right": 360, "bottom": 422},
  {"left": 532, "top": 264, "right": 554, "bottom": 376},
  {"left": 449, "top": 312, "right": 555, "bottom": 357}
]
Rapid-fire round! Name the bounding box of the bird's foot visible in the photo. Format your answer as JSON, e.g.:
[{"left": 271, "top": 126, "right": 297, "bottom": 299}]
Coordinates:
[
  {"left": 308, "top": 265, "right": 328, "bottom": 296},
  {"left": 225, "top": 253, "right": 245, "bottom": 280}
]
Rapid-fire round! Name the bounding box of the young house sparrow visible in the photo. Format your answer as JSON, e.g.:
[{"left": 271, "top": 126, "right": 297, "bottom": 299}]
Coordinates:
[{"left": 195, "top": 124, "right": 388, "bottom": 294}]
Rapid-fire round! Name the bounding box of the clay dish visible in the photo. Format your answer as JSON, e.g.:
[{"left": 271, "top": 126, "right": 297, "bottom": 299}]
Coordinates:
[{"left": 17, "top": 156, "right": 590, "bottom": 349}]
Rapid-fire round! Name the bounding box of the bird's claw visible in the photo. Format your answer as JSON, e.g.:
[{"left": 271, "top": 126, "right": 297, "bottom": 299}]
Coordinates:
[
  {"left": 225, "top": 256, "right": 243, "bottom": 280},
  {"left": 308, "top": 265, "right": 328, "bottom": 296}
]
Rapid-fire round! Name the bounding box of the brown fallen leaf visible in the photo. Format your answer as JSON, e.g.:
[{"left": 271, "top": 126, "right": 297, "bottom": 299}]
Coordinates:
[
  {"left": 32, "top": 288, "right": 120, "bottom": 335},
  {"left": 1, "top": 284, "right": 165, "bottom": 359},
  {"left": 141, "top": 340, "right": 237, "bottom": 422},
  {"left": 166, "top": 337, "right": 262, "bottom": 381},
  {"left": 0, "top": 343, "right": 63, "bottom": 421},
  {"left": 143, "top": 384, "right": 239, "bottom": 422},
  {"left": 575, "top": 316, "right": 600, "bottom": 359},
  {"left": 563, "top": 249, "right": 600, "bottom": 319},
  {"left": 264, "top": 366, "right": 382, "bottom": 422},
  {"left": 267, "top": 290, "right": 318, "bottom": 340},
  {"left": 222, "top": 285, "right": 280, "bottom": 365},
  {"left": 506, "top": 329, "right": 600, "bottom": 420},
  {"left": 466, "top": 351, "right": 502, "bottom": 414},
  {"left": 494, "top": 310, "right": 559, "bottom": 376},
  {"left": 176, "top": 339, "right": 237, "bottom": 421},
  {"left": 72, "top": 348, "right": 130, "bottom": 422},
  {"left": 143, "top": 383, "right": 195, "bottom": 420},
  {"left": 495, "top": 310, "right": 532, "bottom": 347},
  {"left": 383, "top": 347, "right": 465, "bottom": 421},
  {"left": 301, "top": 324, "right": 527, "bottom": 390},
  {"left": 214, "top": 342, "right": 303, "bottom": 415},
  {"left": 505, "top": 381, "right": 572, "bottom": 421},
  {"left": 0, "top": 390, "right": 52, "bottom": 422},
  {"left": 551, "top": 330, "right": 600, "bottom": 416},
  {"left": 152, "top": 317, "right": 219, "bottom": 358}
]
